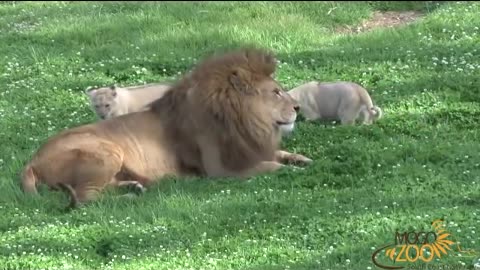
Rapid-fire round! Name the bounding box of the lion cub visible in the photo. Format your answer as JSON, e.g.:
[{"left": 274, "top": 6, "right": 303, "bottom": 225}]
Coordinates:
[
  {"left": 85, "top": 83, "right": 171, "bottom": 119},
  {"left": 288, "top": 81, "right": 382, "bottom": 125}
]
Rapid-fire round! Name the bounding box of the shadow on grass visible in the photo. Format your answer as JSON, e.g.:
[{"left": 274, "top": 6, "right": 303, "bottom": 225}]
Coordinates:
[
  {"left": 3, "top": 1, "right": 475, "bottom": 112},
  {"left": 366, "top": 1, "right": 446, "bottom": 13},
  {"left": 4, "top": 188, "right": 476, "bottom": 269}
]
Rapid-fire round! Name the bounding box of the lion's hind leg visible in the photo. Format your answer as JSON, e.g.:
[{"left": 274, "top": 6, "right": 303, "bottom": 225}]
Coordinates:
[
  {"left": 55, "top": 144, "right": 125, "bottom": 209},
  {"left": 112, "top": 165, "right": 152, "bottom": 198},
  {"left": 57, "top": 182, "right": 104, "bottom": 210},
  {"left": 62, "top": 179, "right": 146, "bottom": 209}
]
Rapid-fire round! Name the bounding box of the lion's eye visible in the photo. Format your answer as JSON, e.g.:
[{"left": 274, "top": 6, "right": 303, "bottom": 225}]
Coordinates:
[
  {"left": 105, "top": 104, "right": 110, "bottom": 108},
  {"left": 273, "top": 89, "right": 282, "bottom": 96}
]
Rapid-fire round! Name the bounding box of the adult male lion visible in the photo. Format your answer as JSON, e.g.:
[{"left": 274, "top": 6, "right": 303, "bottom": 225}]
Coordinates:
[{"left": 21, "top": 47, "right": 313, "bottom": 208}]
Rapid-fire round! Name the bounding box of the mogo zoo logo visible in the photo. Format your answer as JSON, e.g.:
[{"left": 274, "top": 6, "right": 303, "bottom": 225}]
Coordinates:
[{"left": 371, "top": 219, "right": 478, "bottom": 269}]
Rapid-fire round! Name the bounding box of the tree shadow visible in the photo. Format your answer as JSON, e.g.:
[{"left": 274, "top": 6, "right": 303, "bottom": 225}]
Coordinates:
[{"left": 277, "top": 38, "right": 480, "bottom": 109}]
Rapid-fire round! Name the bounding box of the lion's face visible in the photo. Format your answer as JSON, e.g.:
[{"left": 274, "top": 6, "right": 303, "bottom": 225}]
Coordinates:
[
  {"left": 86, "top": 87, "right": 119, "bottom": 119},
  {"left": 256, "top": 79, "right": 300, "bottom": 134}
]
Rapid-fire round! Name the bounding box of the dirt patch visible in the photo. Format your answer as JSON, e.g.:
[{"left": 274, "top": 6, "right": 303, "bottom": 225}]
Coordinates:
[{"left": 337, "top": 11, "right": 424, "bottom": 34}]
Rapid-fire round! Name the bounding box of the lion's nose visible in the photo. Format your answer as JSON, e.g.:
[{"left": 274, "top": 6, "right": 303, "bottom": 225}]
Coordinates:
[{"left": 293, "top": 105, "right": 300, "bottom": 112}]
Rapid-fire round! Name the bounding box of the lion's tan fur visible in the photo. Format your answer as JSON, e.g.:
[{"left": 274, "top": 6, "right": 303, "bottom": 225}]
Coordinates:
[
  {"left": 288, "top": 81, "right": 383, "bottom": 125},
  {"left": 21, "top": 47, "right": 312, "bottom": 208},
  {"left": 86, "top": 83, "right": 172, "bottom": 120}
]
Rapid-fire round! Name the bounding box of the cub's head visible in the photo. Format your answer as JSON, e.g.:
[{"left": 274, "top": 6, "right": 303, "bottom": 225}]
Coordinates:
[{"left": 85, "top": 85, "right": 119, "bottom": 119}]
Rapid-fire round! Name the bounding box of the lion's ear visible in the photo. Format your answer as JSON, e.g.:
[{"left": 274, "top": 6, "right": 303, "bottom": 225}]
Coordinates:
[
  {"left": 262, "top": 53, "right": 277, "bottom": 77},
  {"left": 229, "top": 69, "right": 256, "bottom": 95}
]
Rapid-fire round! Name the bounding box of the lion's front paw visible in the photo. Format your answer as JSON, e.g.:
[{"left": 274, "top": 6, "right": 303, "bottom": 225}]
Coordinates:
[
  {"left": 119, "top": 193, "right": 138, "bottom": 199},
  {"left": 133, "top": 182, "right": 147, "bottom": 194},
  {"left": 290, "top": 165, "right": 306, "bottom": 171},
  {"left": 297, "top": 154, "right": 313, "bottom": 165},
  {"left": 287, "top": 154, "right": 313, "bottom": 166}
]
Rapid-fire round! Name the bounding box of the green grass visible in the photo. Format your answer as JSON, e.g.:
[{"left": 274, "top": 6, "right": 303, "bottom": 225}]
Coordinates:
[{"left": 1, "top": 1, "right": 479, "bottom": 270}]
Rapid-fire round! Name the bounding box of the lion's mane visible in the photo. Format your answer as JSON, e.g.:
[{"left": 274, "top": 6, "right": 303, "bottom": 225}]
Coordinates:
[{"left": 151, "top": 47, "right": 281, "bottom": 173}]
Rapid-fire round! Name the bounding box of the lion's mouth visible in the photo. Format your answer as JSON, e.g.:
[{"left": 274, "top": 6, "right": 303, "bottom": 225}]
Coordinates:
[
  {"left": 277, "top": 121, "right": 296, "bottom": 134},
  {"left": 276, "top": 121, "right": 293, "bottom": 126}
]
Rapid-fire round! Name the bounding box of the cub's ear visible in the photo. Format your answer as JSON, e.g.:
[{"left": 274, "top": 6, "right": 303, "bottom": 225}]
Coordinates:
[
  {"left": 228, "top": 69, "right": 256, "bottom": 95},
  {"left": 109, "top": 85, "right": 117, "bottom": 97},
  {"left": 85, "top": 87, "right": 97, "bottom": 97}
]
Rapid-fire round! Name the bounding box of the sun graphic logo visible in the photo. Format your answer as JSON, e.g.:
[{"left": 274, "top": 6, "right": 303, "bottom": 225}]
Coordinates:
[{"left": 371, "top": 219, "right": 478, "bottom": 269}]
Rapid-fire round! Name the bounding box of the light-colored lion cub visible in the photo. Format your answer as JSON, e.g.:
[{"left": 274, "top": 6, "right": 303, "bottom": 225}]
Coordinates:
[
  {"left": 85, "top": 83, "right": 171, "bottom": 119},
  {"left": 288, "top": 81, "right": 382, "bottom": 125}
]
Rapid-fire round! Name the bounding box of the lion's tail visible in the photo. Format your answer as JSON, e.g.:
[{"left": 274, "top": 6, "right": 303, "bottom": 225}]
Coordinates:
[
  {"left": 21, "top": 164, "right": 38, "bottom": 194},
  {"left": 57, "top": 183, "right": 79, "bottom": 209}
]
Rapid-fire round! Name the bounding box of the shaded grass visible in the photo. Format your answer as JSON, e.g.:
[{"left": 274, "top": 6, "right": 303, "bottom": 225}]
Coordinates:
[{"left": 0, "top": 1, "right": 479, "bottom": 270}]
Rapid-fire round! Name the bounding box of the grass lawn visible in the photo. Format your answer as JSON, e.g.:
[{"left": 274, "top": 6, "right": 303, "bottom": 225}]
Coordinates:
[{"left": 0, "top": 1, "right": 479, "bottom": 269}]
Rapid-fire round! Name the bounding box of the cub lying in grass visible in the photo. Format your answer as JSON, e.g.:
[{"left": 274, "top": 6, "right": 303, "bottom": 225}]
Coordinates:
[
  {"left": 288, "top": 81, "right": 383, "bottom": 125},
  {"left": 85, "top": 83, "right": 171, "bottom": 120}
]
